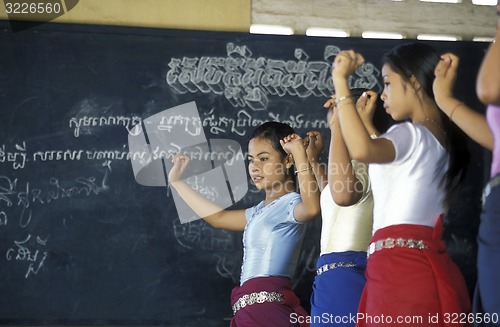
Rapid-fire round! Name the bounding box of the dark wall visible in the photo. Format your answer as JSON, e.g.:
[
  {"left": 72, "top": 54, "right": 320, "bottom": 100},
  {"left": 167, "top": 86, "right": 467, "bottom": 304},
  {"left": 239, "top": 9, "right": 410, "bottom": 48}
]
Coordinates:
[{"left": 0, "top": 21, "right": 487, "bottom": 326}]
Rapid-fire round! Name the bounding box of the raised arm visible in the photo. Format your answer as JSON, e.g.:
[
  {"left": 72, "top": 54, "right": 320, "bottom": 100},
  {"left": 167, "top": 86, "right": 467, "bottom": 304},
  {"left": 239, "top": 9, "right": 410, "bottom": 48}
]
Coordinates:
[
  {"left": 332, "top": 51, "right": 396, "bottom": 164},
  {"left": 323, "top": 97, "right": 363, "bottom": 206},
  {"left": 357, "top": 90, "right": 381, "bottom": 138},
  {"left": 168, "top": 154, "right": 247, "bottom": 231},
  {"left": 280, "top": 134, "right": 321, "bottom": 222},
  {"left": 434, "top": 53, "right": 493, "bottom": 151},
  {"left": 304, "top": 130, "right": 327, "bottom": 192},
  {"left": 476, "top": 4, "right": 500, "bottom": 106}
]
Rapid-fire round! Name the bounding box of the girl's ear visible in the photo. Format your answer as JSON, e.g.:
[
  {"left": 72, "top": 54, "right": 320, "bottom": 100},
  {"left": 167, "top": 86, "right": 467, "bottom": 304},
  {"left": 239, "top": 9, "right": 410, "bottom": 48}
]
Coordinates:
[
  {"left": 285, "top": 153, "right": 294, "bottom": 169},
  {"left": 410, "top": 75, "right": 422, "bottom": 93}
]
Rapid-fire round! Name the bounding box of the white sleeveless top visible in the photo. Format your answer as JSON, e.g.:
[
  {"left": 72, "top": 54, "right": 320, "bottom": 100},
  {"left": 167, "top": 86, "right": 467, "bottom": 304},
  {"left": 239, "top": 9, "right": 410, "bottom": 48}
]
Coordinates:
[{"left": 319, "top": 161, "right": 373, "bottom": 255}]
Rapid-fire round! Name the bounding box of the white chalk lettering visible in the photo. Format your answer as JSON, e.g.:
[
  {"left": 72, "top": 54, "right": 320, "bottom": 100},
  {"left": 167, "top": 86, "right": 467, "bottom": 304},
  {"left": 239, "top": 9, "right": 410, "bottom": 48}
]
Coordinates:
[{"left": 166, "top": 43, "right": 381, "bottom": 110}]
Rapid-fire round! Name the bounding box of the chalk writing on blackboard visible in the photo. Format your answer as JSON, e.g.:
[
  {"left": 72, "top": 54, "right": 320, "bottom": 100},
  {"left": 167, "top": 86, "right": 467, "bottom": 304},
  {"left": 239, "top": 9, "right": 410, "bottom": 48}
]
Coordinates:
[
  {"left": 66, "top": 109, "right": 329, "bottom": 140},
  {"left": 69, "top": 115, "right": 142, "bottom": 138},
  {"left": 0, "top": 143, "right": 28, "bottom": 170},
  {"left": 5, "top": 233, "right": 49, "bottom": 278},
  {"left": 166, "top": 43, "right": 382, "bottom": 110},
  {"left": 173, "top": 219, "right": 241, "bottom": 282},
  {"left": 0, "top": 171, "right": 110, "bottom": 279},
  {"left": 0, "top": 173, "right": 109, "bottom": 213}
]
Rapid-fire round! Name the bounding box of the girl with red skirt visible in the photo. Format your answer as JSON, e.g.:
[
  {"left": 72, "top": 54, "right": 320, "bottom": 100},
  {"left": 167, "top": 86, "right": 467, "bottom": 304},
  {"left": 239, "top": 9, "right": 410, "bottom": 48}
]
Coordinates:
[{"left": 331, "top": 42, "right": 472, "bottom": 326}]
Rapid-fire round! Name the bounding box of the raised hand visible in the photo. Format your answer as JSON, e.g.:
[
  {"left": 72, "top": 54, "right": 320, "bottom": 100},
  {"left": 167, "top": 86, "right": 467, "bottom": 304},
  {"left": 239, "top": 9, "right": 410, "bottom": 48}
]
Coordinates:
[
  {"left": 332, "top": 50, "right": 365, "bottom": 81},
  {"left": 433, "top": 53, "right": 459, "bottom": 106},
  {"left": 323, "top": 96, "right": 337, "bottom": 128},
  {"left": 305, "top": 131, "right": 324, "bottom": 164},
  {"left": 168, "top": 153, "right": 190, "bottom": 183},
  {"left": 280, "top": 133, "right": 305, "bottom": 156},
  {"left": 356, "top": 91, "right": 378, "bottom": 131}
]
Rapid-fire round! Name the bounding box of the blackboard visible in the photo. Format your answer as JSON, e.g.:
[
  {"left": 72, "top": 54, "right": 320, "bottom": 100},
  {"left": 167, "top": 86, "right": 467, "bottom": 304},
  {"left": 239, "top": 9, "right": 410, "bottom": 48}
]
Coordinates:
[{"left": 0, "top": 20, "right": 488, "bottom": 326}]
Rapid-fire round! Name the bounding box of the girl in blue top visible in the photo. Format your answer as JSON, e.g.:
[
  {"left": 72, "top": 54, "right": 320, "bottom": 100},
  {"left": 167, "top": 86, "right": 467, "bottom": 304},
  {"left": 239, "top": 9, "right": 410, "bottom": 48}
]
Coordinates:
[{"left": 169, "top": 122, "right": 320, "bottom": 327}]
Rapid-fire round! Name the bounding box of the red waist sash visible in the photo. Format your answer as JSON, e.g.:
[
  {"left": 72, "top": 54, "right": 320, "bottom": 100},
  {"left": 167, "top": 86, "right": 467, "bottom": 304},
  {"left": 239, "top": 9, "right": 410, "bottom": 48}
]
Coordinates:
[
  {"left": 230, "top": 276, "right": 309, "bottom": 327},
  {"left": 357, "top": 216, "right": 472, "bottom": 327}
]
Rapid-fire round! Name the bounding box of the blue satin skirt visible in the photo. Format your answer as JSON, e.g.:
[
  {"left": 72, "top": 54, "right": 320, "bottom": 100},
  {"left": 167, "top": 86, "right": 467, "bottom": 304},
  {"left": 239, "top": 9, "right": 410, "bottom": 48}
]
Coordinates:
[
  {"left": 310, "top": 251, "right": 367, "bottom": 327},
  {"left": 475, "top": 180, "right": 500, "bottom": 327}
]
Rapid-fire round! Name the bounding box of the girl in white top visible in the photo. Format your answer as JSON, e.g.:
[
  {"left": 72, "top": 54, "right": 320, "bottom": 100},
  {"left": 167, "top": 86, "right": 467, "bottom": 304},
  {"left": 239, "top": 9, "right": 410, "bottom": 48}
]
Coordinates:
[
  {"left": 305, "top": 89, "right": 379, "bottom": 326},
  {"left": 332, "top": 43, "right": 472, "bottom": 326}
]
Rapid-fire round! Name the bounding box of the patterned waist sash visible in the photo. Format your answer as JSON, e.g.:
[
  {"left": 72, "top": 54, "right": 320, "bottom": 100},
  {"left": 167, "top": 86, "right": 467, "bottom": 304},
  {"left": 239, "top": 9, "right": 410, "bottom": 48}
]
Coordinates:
[{"left": 232, "top": 291, "right": 284, "bottom": 315}]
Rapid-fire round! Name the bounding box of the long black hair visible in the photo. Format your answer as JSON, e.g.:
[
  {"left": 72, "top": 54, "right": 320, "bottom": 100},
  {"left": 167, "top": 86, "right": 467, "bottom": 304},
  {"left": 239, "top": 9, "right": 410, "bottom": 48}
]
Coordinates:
[{"left": 382, "top": 42, "right": 470, "bottom": 209}]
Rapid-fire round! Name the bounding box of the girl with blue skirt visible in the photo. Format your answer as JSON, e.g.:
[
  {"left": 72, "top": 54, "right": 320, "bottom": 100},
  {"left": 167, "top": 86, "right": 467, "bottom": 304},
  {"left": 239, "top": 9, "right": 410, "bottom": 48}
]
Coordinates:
[
  {"left": 305, "top": 89, "right": 382, "bottom": 326},
  {"left": 434, "top": 4, "right": 500, "bottom": 325}
]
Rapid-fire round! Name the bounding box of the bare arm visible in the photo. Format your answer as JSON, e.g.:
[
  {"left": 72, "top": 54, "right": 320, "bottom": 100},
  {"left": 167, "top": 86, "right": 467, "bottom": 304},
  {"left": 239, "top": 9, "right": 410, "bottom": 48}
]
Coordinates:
[
  {"left": 477, "top": 5, "right": 500, "bottom": 106},
  {"left": 332, "top": 51, "right": 396, "bottom": 164},
  {"left": 434, "top": 53, "right": 494, "bottom": 151},
  {"left": 304, "top": 130, "right": 327, "bottom": 192},
  {"left": 357, "top": 90, "right": 381, "bottom": 138},
  {"left": 281, "top": 134, "right": 321, "bottom": 223},
  {"left": 324, "top": 98, "right": 363, "bottom": 206},
  {"left": 168, "top": 154, "right": 247, "bottom": 231}
]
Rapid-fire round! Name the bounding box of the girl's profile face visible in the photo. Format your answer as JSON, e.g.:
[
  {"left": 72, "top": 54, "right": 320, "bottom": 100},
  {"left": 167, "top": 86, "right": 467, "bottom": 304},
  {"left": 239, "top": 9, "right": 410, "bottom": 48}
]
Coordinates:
[
  {"left": 247, "top": 137, "right": 288, "bottom": 190},
  {"left": 381, "top": 64, "right": 413, "bottom": 121}
]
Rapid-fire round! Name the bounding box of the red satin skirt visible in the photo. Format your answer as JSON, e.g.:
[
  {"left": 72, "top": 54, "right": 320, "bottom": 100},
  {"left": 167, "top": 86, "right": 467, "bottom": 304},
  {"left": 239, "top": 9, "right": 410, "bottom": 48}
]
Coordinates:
[
  {"left": 356, "top": 217, "right": 471, "bottom": 327},
  {"left": 230, "top": 276, "right": 310, "bottom": 327}
]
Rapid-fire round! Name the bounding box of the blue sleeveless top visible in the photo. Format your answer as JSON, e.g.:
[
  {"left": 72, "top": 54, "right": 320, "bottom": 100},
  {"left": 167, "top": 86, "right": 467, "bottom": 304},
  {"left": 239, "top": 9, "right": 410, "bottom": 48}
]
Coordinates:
[{"left": 240, "top": 192, "right": 305, "bottom": 285}]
